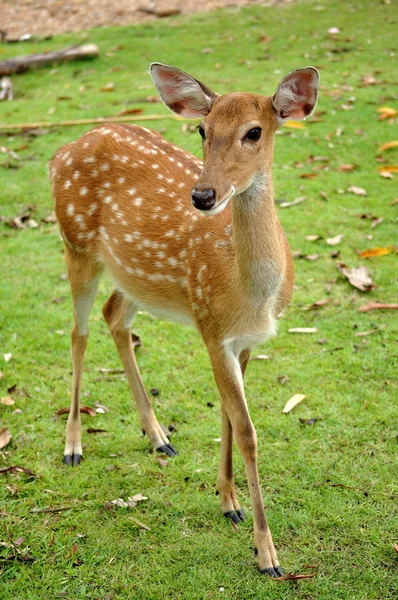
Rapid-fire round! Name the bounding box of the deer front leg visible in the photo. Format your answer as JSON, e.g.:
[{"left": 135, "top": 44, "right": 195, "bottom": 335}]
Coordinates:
[
  {"left": 209, "top": 343, "right": 283, "bottom": 577},
  {"left": 216, "top": 348, "right": 251, "bottom": 524}
]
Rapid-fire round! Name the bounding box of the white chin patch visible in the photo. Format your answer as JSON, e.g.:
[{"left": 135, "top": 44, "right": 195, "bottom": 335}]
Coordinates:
[{"left": 200, "top": 186, "right": 235, "bottom": 216}]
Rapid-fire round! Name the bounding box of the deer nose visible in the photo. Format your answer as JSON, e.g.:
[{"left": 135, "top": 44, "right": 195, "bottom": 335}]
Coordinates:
[{"left": 191, "top": 188, "right": 217, "bottom": 211}]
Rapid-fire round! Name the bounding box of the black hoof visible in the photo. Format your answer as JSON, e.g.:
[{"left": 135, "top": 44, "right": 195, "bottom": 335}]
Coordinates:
[
  {"left": 236, "top": 508, "right": 246, "bottom": 521},
  {"left": 261, "top": 567, "right": 279, "bottom": 578},
  {"left": 224, "top": 510, "right": 240, "bottom": 525},
  {"left": 274, "top": 566, "right": 284, "bottom": 577},
  {"left": 156, "top": 443, "right": 178, "bottom": 457},
  {"left": 63, "top": 454, "right": 82, "bottom": 466}
]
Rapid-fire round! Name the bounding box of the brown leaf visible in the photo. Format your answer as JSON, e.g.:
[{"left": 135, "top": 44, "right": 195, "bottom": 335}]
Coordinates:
[
  {"left": 0, "top": 427, "right": 11, "bottom": 449},
  {"left": 377, "top": 141, "right": 398, "bottom": 153},
  {"left": 337, "top": 164, "right": 357, "bottom": 172},
  {"left": 378, "top": 165, "right": 398, "bottom": 173},
  {"left": 56, "top": 406, "right": 96, "bottom": 417},
  {"left": 116, "top": 108, "right": 143, "bottom": 117},
  {"left": 377, "top": 106, "right": 397, "bottom": 119},
  {"left": 359, "top": 246, "right": 393, "bottom": 258},
  {"left": 299, "top": 172, "right": 318, "bottom": 179},
  {"left": 347, "top": 185, "right": 367, "bottom": 196},
  {"left": 1, "top": 396, "right": 14, "bottom": 406},
  {"left": 359, "top": 302, "right": 398, "bottom": 312},
  {"left": 302, "top": 299, "right": 335, "bottom": 311},
  {"left": 326, "top": 234, "right": 344, "bottom": 246},
  {"left": 87, "top": 428, "right": 107, "bottom": 434},
  {"left": 276, "top": 573, "right": 315, "bottom": 581},
  {"left": 336, "top": 263, "right": 375, "bottom": 292},
  {"left": 99, "top": 82, "right": 115, "bottom": 92},
  {"left": 0, "top": 465, "right": 37, "bottom": 477}
]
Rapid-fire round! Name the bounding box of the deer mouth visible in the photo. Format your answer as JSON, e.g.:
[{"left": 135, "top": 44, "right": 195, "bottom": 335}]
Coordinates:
[{"left": 203, "top": 186, "right": 236, "bottom": 216}]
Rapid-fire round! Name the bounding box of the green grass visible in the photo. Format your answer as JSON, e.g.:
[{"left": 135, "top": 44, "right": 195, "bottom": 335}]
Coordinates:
[{"left": 0, "top": 0, "right": 397, "bottom": 598}]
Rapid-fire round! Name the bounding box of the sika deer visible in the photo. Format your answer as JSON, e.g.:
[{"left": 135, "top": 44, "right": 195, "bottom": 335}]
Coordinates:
[{"left": 50, "top": 63, "right": 319, "bottom": 575}]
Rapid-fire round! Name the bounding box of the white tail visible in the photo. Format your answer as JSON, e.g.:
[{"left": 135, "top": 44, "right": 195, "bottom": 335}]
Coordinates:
[{"left": 50, "top": 62, "right": 319, "bottom": 576}]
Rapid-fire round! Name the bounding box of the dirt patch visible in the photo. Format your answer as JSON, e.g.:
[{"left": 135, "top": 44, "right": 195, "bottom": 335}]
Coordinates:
[{"left": 0, "top": 0, "right": 291, "bottom": 40}]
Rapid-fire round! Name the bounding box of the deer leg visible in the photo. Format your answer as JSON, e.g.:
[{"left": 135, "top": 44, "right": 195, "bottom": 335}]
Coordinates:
[
  {"left": 64, "top": 249, "right": 102, "bottom": 466},
  {"left": 102, "top": 290, "right": 177, "bottom": 457},
  {"left": 216, "top": 348, "right": 251, "bottom": 524},
  {"left": 209, "top": 342, "right": 282, "bottom": 577}
]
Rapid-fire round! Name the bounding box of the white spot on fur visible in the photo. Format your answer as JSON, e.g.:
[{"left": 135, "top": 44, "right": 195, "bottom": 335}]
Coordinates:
[{"left": 80, "top": 187, "right": 88, "bottom": 196}]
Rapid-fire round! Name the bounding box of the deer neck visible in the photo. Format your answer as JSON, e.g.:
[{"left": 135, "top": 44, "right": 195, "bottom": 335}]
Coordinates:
[{"left": 231, "top": 177, "right": 284, "bottom": 304}]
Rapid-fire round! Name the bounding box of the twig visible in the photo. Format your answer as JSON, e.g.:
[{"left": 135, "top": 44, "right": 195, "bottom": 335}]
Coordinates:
[
  {"left": 0, "top": 114, "right": 182, "bottom": 133},
  {"left": 0, "top": 44, "right": 99, "bottom": 76},
  {"left": 30, "top": 505, "right": 75, "bottom": 514}
]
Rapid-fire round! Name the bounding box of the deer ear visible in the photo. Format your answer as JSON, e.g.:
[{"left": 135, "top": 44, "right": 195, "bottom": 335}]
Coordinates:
[
  {"left": 272, "top": 67, "right": 319, "bottom": 124},
  {"left": 149, "top": 63, "right": 218, "bottom": 119}
]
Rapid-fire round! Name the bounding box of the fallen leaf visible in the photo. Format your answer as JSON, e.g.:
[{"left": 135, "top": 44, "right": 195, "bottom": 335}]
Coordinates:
[
  {"left": 337, "top": 164, "right": 357, "bottom": 172},
  {"left": 250, "top": 354, "right": 271, "bottom": 361},
  {"left": 87, "top": 428, "right": 107, "bottom": 434},
  {"left": 280, "top": 196, "right": 306, "bottom": 208},
  {"left": 371, "top": 217, "right": 384, "bottom": 228},
  {"left": 392, "top": 198, "right": 398, "bottom": 205},
  {"left": 1, "top": 396, "right": 14, "bottom": 406},
  {"left": 326, "top": 234, "right": 344, "bottom": 246},
  {"left": 354, "top": 326, "right": 385, "bottom": 337},
  {"left": 99, "top": 82, "right": 115, "bottom": 92},
  {"left": 299, "top": 172, "right": 318, "bottom": 179},
  {"left": 4, "top": 353, "right": 12, "bottom": 362},
  {"left": 304, "top": 254, "right": 320, "bottom": 261},
  {"left": 305, "top": 235, "right": 321, "bottom": 242},
  {"left": 336, "top": 263, "right": 375, "bottom": 292},
  {"left": 377, "top": 140, "right": 398, "bottom": 153},
  {"left": 378, "top": 165, "right": 398, "bottom": 173},
  {"left": 377, "top": 106, "right": 397, "bottom": 119},
  {"left": 56, "top": 406, "right": 96, "bottom": 417},
  {"left": 288, "top": 328, "right": 317, "bottom": 333},
  {"left": 42, "top": 211, "right": 57, "bottom": 224},
  {"left": 94, "top": 401, "right": 109, "bottom": 413},
  {"left": 394, "top": 543, "right": 398, "bottom": 555},
  {"left": 283, "top": 394, "right": 306, "bottom": 413},
  {"left": 0, "top": 428, "right": 11, "bottom": 449},
  {"left": 347, "top": 185, "right": 367, "bottom": 196},
  {"left": 284, "top": 121, "right": 305, "bottom": 129},
  {"left": 359, "top": 246, "right": 393, "bottom": 258},
  {"left": 359, "top": 302, "right": 398, "bottom": 312},
  {"left": 299, "top": 418, "right": 319, "bottom": 425},
  {"left": 116, "top": 108, "right": 143, "bottom": 117},
  {"left": 13, "top": 536, "right": 24, "bottom": 546},
  {"left": 157, "top": 456, "right": 168, "bottom": 468},
  {"left": 328, "top": 27, "right": 340, "bottom": 34},
  {"left": 302, "top": 299, "right": 335, "bottom": 311},
  {"left": 380, "top": 171, "right": 393, "bottom": 179},
  {"left": 0, "top": 465, "right": 37, "bottom": 477},
  {"left": 276, "top": 573, "right": 315, "bottom": 581}
]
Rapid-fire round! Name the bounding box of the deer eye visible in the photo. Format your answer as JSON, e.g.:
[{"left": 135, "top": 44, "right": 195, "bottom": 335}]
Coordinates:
[
  {"left": 198, "top": 125, "right": 206, "bottom": 139},
  {"left": 244, "top": 127, "right": 262, "bottom": 142}
]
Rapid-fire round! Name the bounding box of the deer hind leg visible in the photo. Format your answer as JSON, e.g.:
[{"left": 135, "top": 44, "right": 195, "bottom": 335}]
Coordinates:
[
  {"left": 102, "top": 290, "right": 177, "bottom": 457},
  {"left": 216, "top": 348, "right": 251, "bottom": 525},
  {"left": 64, "top": 248, "right": 102, "bottom": 466},
  {"left": 209, "top": 342, "right": 283, "bottom": 577}
]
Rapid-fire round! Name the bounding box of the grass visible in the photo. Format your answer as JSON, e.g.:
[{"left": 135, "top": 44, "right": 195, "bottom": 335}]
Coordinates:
[{"left": 0, "top": 0, "right": 397, "bottom": 597}]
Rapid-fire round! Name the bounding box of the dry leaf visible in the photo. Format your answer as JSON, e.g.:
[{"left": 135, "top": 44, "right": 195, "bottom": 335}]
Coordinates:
[
  {"left": 347, "top": 185, "right": 367, "bottom": 196},
  {"left": 4, "top": 353, "right": 12, "bottom": 362},
  {"left": 99, "top": 82, "right": 115, "bottom": 92},
  {"left": 116, "top": 108, "right": 143, "bottom": 117},
  {"left": 354, "top": 326, "right": 385, "bottom": 337},
  {"left": 326, "top": 234, "right": 344, "bottom": 246},
  {"left": 336, "top": 263, "right": 375, "bottom": 292},
  {"left": 87, "top": 428, "right": 107, "bottom": 434},
  {"left": 359, "top": 246, "right": 393, "bottom": 259},
  {"left": 377, "top": 141, "right": 398, "bottom": 153},
  {"left": 288, "top": 328, "right": 317, "bottom": 333},
  {"left": 250, "top": 354, "right": 271, "bottom": 361},
  {"left": 378, "top": 165, "right": 398, "bottom": 173},
  {"left": 284, "top": 120, "right": 305, "bottom": 129},
  {"left": 299, "top": 172, "right": 318, "bottom": 179},
  {"left": 380, "top": 171, "right": 393, "bottom": 179},
  {"left": 276, "top": 573, "right": 315, "bottom": 581},
  {"left": 56, "top": 406, "right": 96, "bottom": 417},
  {"left": 359, "top": 302, "right": 398, "bottom": 312},
  {"left": 0, "top": 427, "right": 12, "bottom": 449},
  {"left": 305, "top": 253, "right": 320, "bottom": 261},
  {"left": 377, "top": 106, "right": 397, "bottom": 119},
  {"left": 1, "top": 396, "right": 14, "bottom": 406},
  {"left": 305, "top": 235, "right": 321, "bottom": 241},
  {"left": 283, "top": 394, "right": 306, "bottom": 414},
  {"left": 0, "top": 465, "right": 37, "bottom": 477},
  {"left": 280, "top": 196, "right": 306, "bottom": 208},
  {"left": 302, "top": 299, "right": 334, "bottom": 311},
  {"left": 337, "top": 164, "right": 357, "bottom": 172}
]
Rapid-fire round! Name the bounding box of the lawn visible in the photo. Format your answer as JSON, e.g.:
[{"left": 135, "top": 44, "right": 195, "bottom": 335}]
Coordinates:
[{"left": 0, "top": 0, "right": 397, "bottom": 598}]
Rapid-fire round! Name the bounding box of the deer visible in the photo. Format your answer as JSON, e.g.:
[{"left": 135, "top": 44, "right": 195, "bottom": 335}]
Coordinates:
[{"left": 49, "top": 62, "right": 319, "bottom": 576}]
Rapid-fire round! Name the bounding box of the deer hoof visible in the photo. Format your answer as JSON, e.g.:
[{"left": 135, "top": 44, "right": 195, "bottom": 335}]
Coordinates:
[
  {"left": 156, "top": 443, "right": 178, "bottom": 457},
  {"left": 224, "top": 510, "right": 245, "bottom": 524},
  {"left": 260, "top": 566, "right": 284, "bottom": 578},
  {"left": 63, "top": 453, "right": 82, "bottom": 466}
]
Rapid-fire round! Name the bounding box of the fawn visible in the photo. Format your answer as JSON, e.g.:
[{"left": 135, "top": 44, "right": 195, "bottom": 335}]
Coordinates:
[{"left": 50, "top": 63, "right": 319, "bottom": 575}]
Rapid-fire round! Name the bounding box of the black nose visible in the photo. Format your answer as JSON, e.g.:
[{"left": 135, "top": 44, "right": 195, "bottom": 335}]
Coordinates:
[{"left": 191, "top": 188, "right": 217, "bottom": 210}]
